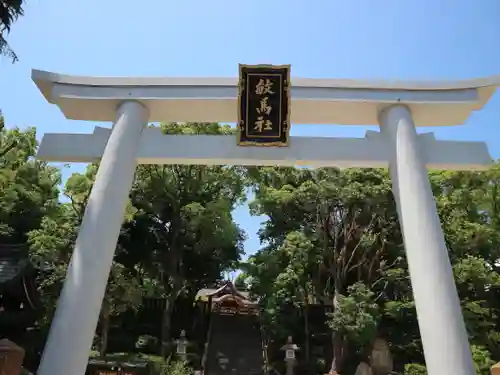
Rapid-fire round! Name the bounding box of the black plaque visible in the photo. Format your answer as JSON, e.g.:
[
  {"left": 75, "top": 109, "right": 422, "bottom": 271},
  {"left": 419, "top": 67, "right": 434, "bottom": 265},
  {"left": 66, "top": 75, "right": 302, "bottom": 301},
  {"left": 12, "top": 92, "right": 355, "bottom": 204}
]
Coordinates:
[{"left": 237, "top": 64, "right": 291, "bottom": 147}]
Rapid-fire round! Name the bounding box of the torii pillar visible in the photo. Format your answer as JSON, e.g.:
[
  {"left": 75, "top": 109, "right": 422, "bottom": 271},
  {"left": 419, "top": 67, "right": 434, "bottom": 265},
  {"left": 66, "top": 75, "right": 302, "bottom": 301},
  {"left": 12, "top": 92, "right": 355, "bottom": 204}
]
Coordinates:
[{"left": 31, "top": 69, "right": 499, "bottom": 375}]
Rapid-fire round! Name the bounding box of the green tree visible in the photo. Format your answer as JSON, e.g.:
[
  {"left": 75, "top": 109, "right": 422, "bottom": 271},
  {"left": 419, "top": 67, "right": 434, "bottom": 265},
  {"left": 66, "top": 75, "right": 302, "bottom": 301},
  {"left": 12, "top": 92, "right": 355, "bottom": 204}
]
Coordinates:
[
  {"left": 234, "top": 272, "right": 250, "bottom": 290},
  {"left": 99, "top": 263, "right": 143, "bottom": 357},
  {"left": 327, "top": 282, "right": 380, "bottom": 356},
  {"left": 246, "top": 164, "right": 500, "bottom": 373},
  {"left": 244, "top": 231, "right": 318, "bottom": 365},
  {"left": 0, "top": 0, "right": 25, "bottom": 62},
  {"left": 246, "top": 167, "right": 402, "bottom": 373},
  {"left": 28, "top": 164, "right": 143, "bottom": 347},
  {"left": 118, "top": 122, "right": 247, "bottom": 356},
  {"left": 0, "top": 114, "right": 60, "bottom": 245},
  {"left": 434, "top": 166, "right": 500, "bottom": 362}
]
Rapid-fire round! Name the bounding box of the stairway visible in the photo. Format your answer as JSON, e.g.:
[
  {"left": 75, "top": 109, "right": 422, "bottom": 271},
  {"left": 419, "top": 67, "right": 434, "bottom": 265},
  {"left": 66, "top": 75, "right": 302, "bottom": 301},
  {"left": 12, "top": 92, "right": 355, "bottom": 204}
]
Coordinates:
[{"left": 206, "top": 313, "right": 264, "bottom": 375}]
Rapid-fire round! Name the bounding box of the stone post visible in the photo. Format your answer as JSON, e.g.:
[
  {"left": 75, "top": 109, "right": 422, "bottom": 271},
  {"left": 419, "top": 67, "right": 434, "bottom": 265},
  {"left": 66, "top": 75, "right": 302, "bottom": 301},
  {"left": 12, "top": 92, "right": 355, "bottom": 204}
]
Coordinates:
[
  {"left": 378, "top": 104, "right": 475, "bottom": 375},
  {"left": 0, "top": 339, "right": 25, "bottom": 375},
  {"left": 491, "top": 363, "right": 500, "bottom": 375},
  {"left": 37, "top": 101, "right": 149, "bottom": 375}
]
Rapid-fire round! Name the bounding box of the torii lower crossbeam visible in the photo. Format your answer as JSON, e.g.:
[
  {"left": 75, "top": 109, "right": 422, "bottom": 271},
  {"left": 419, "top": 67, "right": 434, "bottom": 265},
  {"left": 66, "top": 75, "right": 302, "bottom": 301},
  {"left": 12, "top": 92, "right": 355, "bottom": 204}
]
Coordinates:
[{"left": 37, "top": 126, "right": 491, "bottom": 170}]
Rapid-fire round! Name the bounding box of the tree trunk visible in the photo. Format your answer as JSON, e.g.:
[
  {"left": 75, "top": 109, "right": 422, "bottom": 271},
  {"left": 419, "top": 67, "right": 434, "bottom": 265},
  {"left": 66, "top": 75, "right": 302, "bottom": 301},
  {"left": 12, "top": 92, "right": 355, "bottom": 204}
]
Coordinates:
[
  {"left": 160, "top": 278, "right": 183, "bottom": 358},
  {"left": 303, "top": 303, "right": 311, "bottom": 374},
  {"left": 330, "top": 287, "right": 344, "bottom": 374},
  {"left": 330, "top": 333, "right": 345, "bottom": 374},
  {"left": 99, "top": 304, "right": 110, "bottom": 358}
]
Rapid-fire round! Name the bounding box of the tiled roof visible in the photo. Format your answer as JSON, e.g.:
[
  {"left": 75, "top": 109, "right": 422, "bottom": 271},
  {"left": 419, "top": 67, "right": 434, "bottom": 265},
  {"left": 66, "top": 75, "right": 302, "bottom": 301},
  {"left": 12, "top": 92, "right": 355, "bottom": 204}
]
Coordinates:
[
  {"left": 196, "top": 281, "right": 256, "bottom": 302},
  {"left": 197, "top": 288, "right": 251, "bottom": 300}
]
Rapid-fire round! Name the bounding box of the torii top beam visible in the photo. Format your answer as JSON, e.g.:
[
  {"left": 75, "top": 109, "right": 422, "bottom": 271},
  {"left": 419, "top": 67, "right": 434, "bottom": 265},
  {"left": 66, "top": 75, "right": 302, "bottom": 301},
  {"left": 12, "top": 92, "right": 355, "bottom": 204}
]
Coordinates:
[{"left": 32, "top": 69, "right": 500, "bottom": 126}]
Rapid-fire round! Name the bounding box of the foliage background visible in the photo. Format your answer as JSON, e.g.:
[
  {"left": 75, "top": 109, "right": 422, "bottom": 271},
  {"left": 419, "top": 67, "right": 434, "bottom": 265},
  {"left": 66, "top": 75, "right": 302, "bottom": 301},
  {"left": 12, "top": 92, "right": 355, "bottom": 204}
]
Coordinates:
[{"left": 1, "top": 118, "right": 499, "bottom": 375}]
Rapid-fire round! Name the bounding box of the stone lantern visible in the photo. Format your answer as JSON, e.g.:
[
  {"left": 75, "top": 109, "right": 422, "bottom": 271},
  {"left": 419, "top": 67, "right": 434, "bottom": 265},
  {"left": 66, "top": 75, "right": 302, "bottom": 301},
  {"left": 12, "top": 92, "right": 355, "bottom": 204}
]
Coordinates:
[
  {"left": 175, "top": 330, "right": 189, "bottom": 361},
  {"left": 280, "top": 336, "right": 299, "bottom": 375}
]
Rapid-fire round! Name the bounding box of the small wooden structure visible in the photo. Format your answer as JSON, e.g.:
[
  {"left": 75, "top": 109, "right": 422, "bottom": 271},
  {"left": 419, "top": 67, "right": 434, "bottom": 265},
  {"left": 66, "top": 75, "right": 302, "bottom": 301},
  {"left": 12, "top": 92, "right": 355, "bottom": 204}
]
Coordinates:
[
  {"left": 0, "top": 244, "right": 41, "bottom": 343},
  {"left": 196, "top": 281, "right": 258, "bottom": 316}
]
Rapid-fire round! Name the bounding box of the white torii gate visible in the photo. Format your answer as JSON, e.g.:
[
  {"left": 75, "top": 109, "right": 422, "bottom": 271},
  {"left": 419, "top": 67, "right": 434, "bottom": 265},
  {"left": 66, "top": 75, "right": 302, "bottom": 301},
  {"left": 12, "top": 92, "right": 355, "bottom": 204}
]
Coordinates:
[{"left": 32, "top": 69, "right": 499, "bottom": 375}]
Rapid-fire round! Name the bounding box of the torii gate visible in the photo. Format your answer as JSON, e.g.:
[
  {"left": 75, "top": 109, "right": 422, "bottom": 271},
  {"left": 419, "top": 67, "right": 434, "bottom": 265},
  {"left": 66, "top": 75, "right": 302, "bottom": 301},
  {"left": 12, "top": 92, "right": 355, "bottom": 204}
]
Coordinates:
[{"left": 31, "top": 69, "right": 499, "bottom": 375}]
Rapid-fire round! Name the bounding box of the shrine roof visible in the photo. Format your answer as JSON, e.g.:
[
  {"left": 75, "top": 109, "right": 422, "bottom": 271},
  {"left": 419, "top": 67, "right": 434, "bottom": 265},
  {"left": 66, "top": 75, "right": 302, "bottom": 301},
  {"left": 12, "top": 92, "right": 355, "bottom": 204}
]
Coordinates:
[
  {"left": 196, "top": 281, "right": 255, "bottom": 302},
  {"left": 211, "top": 293, "right": 257, "bottom": 306}
]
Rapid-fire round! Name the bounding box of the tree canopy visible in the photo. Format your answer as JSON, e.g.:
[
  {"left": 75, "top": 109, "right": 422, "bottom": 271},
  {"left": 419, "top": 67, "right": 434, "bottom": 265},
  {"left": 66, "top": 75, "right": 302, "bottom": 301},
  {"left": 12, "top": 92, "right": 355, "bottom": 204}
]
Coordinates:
[
  {"left": 0, "top": 0, "right": 25, "bottom": 62},
  {"left": 242, "top": 165, "right": 500, "bottom": 375}
]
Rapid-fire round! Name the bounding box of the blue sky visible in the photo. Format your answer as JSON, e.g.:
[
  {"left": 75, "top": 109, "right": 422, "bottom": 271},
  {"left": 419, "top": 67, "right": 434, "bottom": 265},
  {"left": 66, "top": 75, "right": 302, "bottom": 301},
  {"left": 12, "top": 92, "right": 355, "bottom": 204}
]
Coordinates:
[{"left": 0, "top": 0, "right": 499, "bottom": 259}]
